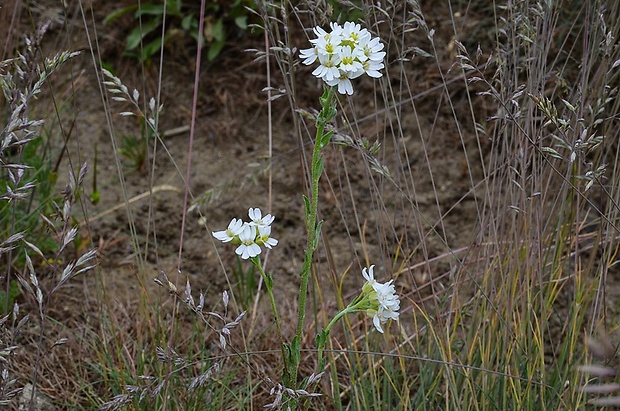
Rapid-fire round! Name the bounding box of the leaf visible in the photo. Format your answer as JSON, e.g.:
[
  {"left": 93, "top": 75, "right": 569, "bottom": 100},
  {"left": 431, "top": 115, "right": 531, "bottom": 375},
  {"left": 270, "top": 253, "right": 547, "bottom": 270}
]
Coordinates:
[
  {"left": 181, "top": 14, "right": 195, "bottom": 31},
  {"left": 318, "top": 130, "right": 333, "bottom": 149},
  {"left": 126, "top": 18, "right": 162, "bottom": 51},
  {"left": 134, "top": 4, "right": 166, "bottom": 17},
  {"left": 235, "top": 16, "right": 248, "bottom": 30},
  {"left": 90, "top": 190, "right": 100, "bottom": 205},
  {"left": 302, "top": 195, "right": 310, "bottom": 217},
  {"left": 104, "top": 6, "right": 137, "bottom": 25},
  {"left": 291, "top": 335, "right": 300, "bottom": 366},
  {"left": 168, "top": 0, "right": 182, "bottom": 15},
  {"left": 207, "top": 40, "right": 225, "bottom": 61},
  {"left": 265, "top": 272, "right": 273, "bottom": 291},
  {"left": 140, "top": 37, "right": 165, "bottom": 62},
  {"left": 211, "top": 18, "right": 225, "bottom": 41},
  {"left": 315, "top": 329, "right": 328, "bottom": 347},
  {"left": 313, "top": 220, "right": 323, "bottom": 250},
  {"left": 314, "top": 156, "right": 324, "bottom": 177}
]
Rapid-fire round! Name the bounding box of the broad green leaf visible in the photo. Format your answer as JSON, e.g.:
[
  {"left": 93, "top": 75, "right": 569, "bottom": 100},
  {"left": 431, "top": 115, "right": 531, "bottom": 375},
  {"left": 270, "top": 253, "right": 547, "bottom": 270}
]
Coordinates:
[{"left": 126, "top": 18, "right": 162, "bottom": 50}]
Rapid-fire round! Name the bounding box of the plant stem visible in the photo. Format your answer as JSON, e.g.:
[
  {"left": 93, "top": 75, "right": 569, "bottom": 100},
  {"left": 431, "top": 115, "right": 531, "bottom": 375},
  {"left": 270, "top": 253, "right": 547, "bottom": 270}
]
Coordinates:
[
  {"left": 251, "top": 256, "right": 284, "bottom": 346},
  {"left": 317, "top": 305, "right": 355, "bottom": 372},
  {"left": 293, "top": 86, "right": 336, "bottom": 387}
]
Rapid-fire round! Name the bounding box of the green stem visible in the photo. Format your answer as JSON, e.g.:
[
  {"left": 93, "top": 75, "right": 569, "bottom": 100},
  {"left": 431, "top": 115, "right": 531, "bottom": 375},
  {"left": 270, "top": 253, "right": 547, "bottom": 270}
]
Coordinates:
[
  {"left": 250, "top": 256, "right": 286, "bottom": 360},
  {"left": 317, "top": 305, "right": 356, "bottom": 372},
  {"left": 292, "top": 86, "right": 336, "bottom": 387}
]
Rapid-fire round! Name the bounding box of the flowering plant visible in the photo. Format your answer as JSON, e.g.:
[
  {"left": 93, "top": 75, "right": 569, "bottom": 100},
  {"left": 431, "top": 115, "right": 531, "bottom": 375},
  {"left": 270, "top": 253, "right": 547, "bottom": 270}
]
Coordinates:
[
  {"left": 212, "top": 208, "right": 278, "bottom": 259},
  {"left": 300, "top": 22, "right": 385, "bottom": 95},
  {"left": 210, "top": 22, "right": 395, "bottom": 408},
  {"left": 359, "top": 265, "right": 400, "bottom": 333}
]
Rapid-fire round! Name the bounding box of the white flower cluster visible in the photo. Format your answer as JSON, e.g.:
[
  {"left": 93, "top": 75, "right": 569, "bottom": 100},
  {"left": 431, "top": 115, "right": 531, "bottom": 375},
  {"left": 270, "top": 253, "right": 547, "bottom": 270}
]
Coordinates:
[
  {"left": 212, "top": 208, "right": 278, "bottom": 260},
  {"left": 361, "top": 265, "right": 400, "bottom": 333},
  {"left": 300, "top": 21, "right": 386, "bottom": 95}
]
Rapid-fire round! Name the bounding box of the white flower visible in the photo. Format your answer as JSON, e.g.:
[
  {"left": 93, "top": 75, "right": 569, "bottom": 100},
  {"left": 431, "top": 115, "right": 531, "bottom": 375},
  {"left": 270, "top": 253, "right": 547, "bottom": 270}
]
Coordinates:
[
  {"left": 361, "top": 36, "right": 386, "bottom": 61},
  {"left": 362, "top": 265, "right": 377, "bottom": 284},
  {"left": 235, "top": 224, "right": 262, "bottom": 259},
  {"left": 362, "top": 59, "right": 385, "bottom": 78},
  {"left": 375, "top": 280, "right": 400, "bottom": 312},
  {"left": 314, "top": 30, "right": 342, "bottom": 56},
  {"left": 338, "top": 46, "right": 366, "bottom": 74},
  {"left": 312, "top": 51, "right": 342, "bottom": 82},
  {"left": 256, "top": 225, "right": 278, "bottom": 249},
  {"left": 325, "top": 73, "right": 354, "bottom": 96},
  {"left": 300, "top": 46, "right": 319, "bottom": 65},
  {"left": 214, "top": 208, "right": 278, "bottom": 258},
  {"left": 360, "top": 265, "right": 400, "bottom": 333},
  {"left": 248, "top": 207, "right": 275, "bottom": 227},
  {"left": 300, "top": 21, "right": 385, "bottom": 95},
  {"left": 212, "top": 218, "right": 244, "bottom": 243},
  {"left": 340, "top": 21, "right": 370, "bottom": 47}
]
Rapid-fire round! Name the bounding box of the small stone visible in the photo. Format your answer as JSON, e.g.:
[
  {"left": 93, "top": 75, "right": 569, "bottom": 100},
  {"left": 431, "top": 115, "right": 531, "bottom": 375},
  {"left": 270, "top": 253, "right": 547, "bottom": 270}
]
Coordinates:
[{"left": 18, "top": 383, "right": 55, "bottom": 411}]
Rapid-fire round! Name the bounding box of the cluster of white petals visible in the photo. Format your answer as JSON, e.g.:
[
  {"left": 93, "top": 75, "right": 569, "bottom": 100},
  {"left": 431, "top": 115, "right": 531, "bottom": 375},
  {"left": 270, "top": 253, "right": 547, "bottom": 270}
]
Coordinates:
[
  {"left": 300, "top": 21, "right": 386, "bottom": 95},
  {"left": 212, "top": 208, "right": 278, "bottom": 259},
  {"left": 361, "top": 265, "right": 400, "bottom": 333}
]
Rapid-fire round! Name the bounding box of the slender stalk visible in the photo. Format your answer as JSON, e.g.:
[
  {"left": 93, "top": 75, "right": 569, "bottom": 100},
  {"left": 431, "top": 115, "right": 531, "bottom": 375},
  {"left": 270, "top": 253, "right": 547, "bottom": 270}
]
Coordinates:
[
  {"left": 293, "top": 86, "right": 336, "bottom": 387},
  {"left": 317, "top": 306, "right": 354, "bottom": 372},
  {"left": 251, "top": 256, "right": 284, "bottom": 346}
]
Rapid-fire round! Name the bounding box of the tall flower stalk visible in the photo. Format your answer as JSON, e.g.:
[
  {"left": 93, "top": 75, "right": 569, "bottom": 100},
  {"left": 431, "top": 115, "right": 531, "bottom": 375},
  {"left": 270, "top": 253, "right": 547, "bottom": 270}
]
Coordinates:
[
  {"left": 212, "top": 21, "right": 395, "bottom": 404},
  {"left": 289, "top": 20, "right": 387, "bottom": 387},
  {"left": 288, "top": 84, "right": 336, "bottom": 387}
]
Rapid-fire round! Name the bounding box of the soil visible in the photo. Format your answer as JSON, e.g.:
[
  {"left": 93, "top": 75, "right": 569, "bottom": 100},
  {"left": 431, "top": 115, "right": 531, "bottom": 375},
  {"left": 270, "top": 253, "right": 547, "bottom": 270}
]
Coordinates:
[{"left": 38, "top": 3, "right": 487, "bottom": 302}]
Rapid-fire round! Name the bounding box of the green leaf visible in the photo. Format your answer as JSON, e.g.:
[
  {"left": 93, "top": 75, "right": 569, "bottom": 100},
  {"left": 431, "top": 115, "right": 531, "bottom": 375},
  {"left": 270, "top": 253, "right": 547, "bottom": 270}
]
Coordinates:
[
  {"left": 314, "top": 156, "right": 324, "bottom": 177},
  {"left": 168, "top": 0, "right": 182, "bottom": 15},
  {"left": 126, "top": 18, "right": 162, "bottom": 51},
  {"left": 181, "top": 14, "right": 196, "bottom": 31},
  {"left": 235, "top": 15, "right": 248, "bottom": 30},
  {"left": 313, "top": 220, "right": 323, "bottom": 250},
  {"left": 291, "top": 335, "right": 301, "bottom": 366},
  {"left": 302, "top": 195, "right": 310, "bottom": 218},
  {"left": 265, "top": 272, "right": 273, "bottom": 291},
  {"left": 325, "top": 104, "right": 337, "bottom": 121},
  {"left": 212, "top": 18, "right": 225, "bottom": 41},
  {"left": 135, "top": 4, "right": 166, "bottom": 17},
  {"left": 315, "top": 329, "right": 329, "bottom": 347},
  {"left": 104, "top": 5, "right": 137, "bottom": 25},
  {"left": 207, "top": 40, "right": 225, "bottom": 61},
  {"left": 140, "top": 37, "right": 164, "bottom": 62},
  {"left": 318, "top": 130, "right": 333, "bottom": 149},
  {"left": 319, "top": 85, "right": 332, "bottom": 107}
]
